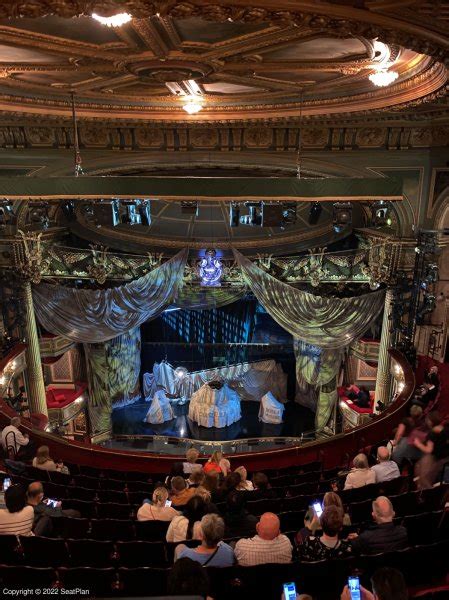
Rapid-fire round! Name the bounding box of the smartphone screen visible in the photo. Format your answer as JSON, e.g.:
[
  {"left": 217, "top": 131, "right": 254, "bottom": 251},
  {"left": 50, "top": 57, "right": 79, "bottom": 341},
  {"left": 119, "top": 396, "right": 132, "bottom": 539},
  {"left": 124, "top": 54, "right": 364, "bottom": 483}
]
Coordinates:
[
  {"left": 165, "top": 500, "right": 172, "bottom": 507},
  {"left": 45, "top": 498, "right": 58, "bottom": 508},
  {"left": 348, "top": 576, "right": 361, "bottom": 600},
  {"left": 283, "top": 582, "right": 296, "bottom": 600},
  {"left": 2, "top": 478, "right": 11, "bottom": 492},
  {"left": 313, "top": 501, "right": 323, "bottom": 518}
]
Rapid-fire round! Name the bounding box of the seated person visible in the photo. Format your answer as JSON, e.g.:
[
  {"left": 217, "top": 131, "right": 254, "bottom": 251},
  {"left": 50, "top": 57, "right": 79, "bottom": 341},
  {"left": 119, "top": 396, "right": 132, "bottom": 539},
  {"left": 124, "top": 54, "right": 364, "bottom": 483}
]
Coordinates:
[
  {"left": 137, "top": 486, "right": 180, "bottom": 522},
  {"left": 234, "top": 512, "right": 292, "bottom": 566},
  {"left": 234, "top": 466, "right": 254, "bottom": 491},
  {"left": 32, "top": 445, "right": 57, "bottom": 471},
  {"left": 183, "top": 448, "right": 203, "bottom": 475},
  {"left": 167, "top": 557, "right": 211, "bottom": 600},
  {"left": 391, "top": 405, "right": 425, "bottom": 466},
  {"left": 26, "top": 481, "right": 80, "bottom": 536},
  {"left": 425, "top": 365, "right": 440, "bottom": 388},
  {"left": 223, "top": 490, "right": 258, "bottom": 538},
  {"left": 249, "top": 472, "right": 277, "bottom": 500},
  {"left": 166, "top": 496, "right": 208, "bottom": 543},
  {"left": 1, "top": 417, "right": 31, "bottom": 459},
  {"left": 296, "top": 492, "right": 351, "bottom": 545},
  {"left": 299, "top": 505, "right": 353, "bottom": 561},
  {"left": 372, "top": 447, "right": 400, "bottom": 483},
  {"left": 344, "top": 384, "right": 360, "bottom": 400},
  {"left": 341, "top": 567, "right": 408, "bottom": 600},
  {"left": 187, "top": 469, "right": 205, "bottom": 489},
  {"left": 0, "top": 484, "right": 34, "bottom": 536},
  {"left": 176, "top": 513, "right": 235, "bottom": 567},
  {"left": 344, "top": 453, "right": 376, "bottom": 490},
  {"left": 170, "top": 476, "right": 195, "bottom": 507},
  {"left": 54, "top": 459, "right": 70, "bottom": 475},
  {"left": 350, "top": 496, "right": 408, "bottom": 555},
  {"left": 353, "top": 386, "right": 371, "bottom": 409}
]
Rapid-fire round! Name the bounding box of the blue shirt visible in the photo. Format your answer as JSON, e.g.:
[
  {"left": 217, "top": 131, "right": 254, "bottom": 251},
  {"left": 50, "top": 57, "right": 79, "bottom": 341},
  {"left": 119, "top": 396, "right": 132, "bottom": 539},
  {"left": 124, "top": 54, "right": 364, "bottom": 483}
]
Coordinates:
[{"left": 178, "top": 542, "right": 235, "bottom": 567}]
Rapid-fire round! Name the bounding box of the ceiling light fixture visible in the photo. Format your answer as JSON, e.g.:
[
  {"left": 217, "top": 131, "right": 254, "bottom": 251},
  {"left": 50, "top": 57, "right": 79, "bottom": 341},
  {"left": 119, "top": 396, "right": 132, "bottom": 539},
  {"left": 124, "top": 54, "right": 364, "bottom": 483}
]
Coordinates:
[
  {"left": 369, "top": 69, "right": 399, "bottom": 87},
  {"left": 182, "top": 98, "right": 203, "bottom": 114},
  {"left": 92, "top": 12, "right": 132, "bottom": 27}
]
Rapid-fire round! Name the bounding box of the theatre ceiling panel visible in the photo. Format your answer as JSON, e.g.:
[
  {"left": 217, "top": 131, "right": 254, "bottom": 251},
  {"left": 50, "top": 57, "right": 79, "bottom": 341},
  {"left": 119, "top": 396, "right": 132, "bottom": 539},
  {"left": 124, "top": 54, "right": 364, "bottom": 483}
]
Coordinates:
[{"left": 0, "top": 2, "right": 446, "bottom": 122}]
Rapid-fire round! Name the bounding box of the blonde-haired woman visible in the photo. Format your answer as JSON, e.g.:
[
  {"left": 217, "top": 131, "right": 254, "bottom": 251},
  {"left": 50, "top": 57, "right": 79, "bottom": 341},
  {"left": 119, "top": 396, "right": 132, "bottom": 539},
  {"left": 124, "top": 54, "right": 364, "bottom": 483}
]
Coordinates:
[
  {"left": 204, "top": 450, "right": 224, "bottom": 475},
  {"left": 32, "top": 446, "right": 56, "bottom": 471},
  {"left": 137, "top": 486, "right": 180, "bottom": 521},
  {"left": 183, "top": 448, "right": 202, "bottom": 475},
  {"left": 235, "top": 466, "right": 254, "bottom": 491}
]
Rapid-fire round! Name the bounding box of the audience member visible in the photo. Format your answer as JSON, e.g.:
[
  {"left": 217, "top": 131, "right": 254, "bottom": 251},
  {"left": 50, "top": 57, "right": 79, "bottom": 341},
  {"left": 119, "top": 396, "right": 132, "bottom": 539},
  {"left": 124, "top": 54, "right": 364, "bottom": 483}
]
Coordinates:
[
  {"left": 137, "top": 487, "right": 180, "bottom": 522},
  {"left": 250, "top": 472, "right": 277, "bottom": 500},
  {"left": 203, "top": 472, "right": 221, "bottom": 503},
  {"left": 235, "top": 466, "right": 254, "bottom": 490},
  {"left": 353, "top": 386, "right": 371, "bottom": 409},
  {"left": 351, "top": 496, "right": 408, "bottom": 554},
  {"left": 54, "top": 459, "right": 70, "bottom": 475},
  {"left": 0, "top": 484, "right": 34, "bottom": 536},
  {"left": 26, "top": 481, "right": 80, "bottom": 536},
  {"left": 204, "top": 451, "right": 225, "bottom": 475},
  {"left": 186, "top": 469, "right": 205, "bottom": 489},
  {"left": 170, "top": 475, "right": 195, "bottom": 507},
  {"left": 372, "top": 447, "right": 400, "bottom": 483},
  {"left": 165, "top": 462, "right": 185, "bottom": 488},
  {"left": 32, "top": 446, "right": 57, "bottom": 471},
  {"left": 391, "top": 405, "right": 425, "bottom": 466},
  {"left": 296, "top": 491, "right": 351, "bottom": 546},
  {"left": 344, "top": 453, "right": 376, "bottom": 489},
  {"left": 234, "top": 512, "right": 292, "bottom": 566},
  {"left": 223, "top": 490, "right": 258, "bottom": 538},
  {"left": 166, "top": 496, "right": 207, "bottom": 543},
  {"left": 215, "top": 471, "right": 242, "bottom": 502},
  {"left": 341, "top": 567, "right": 408, "bottom": 600},
  {"left": 414, "top": 411, "right": 449, "bottom": 489},
  {"left": 412, "top": 366, "right": 440, "bottom": 409},
  {"left": 300, "top": 505, "right": 353, "bottom": 561},
  {"left": 177, "top": 513, "right": 235, "bottom": 567},
  {"left": 183, "top": 448, "right": 202, "bottom": 475},
  {"left": 1, "top": 417, "right": 31, "bottom": 459},
  {"left": 167, "top": 557, "right": 211, "bottom": 599}
]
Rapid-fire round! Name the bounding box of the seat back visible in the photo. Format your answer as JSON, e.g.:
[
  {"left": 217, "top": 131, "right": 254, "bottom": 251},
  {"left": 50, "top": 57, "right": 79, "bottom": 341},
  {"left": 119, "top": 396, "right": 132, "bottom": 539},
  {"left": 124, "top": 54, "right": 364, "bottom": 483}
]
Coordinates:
[
  {"left": 116, "top": 540, "right": 167, "bottom": 567},
  {"left": 20, "top": 536, "right": 69, "bottom": 567},
  {"left": 66, "top": 538, "right": 115, "bottom": 567}
]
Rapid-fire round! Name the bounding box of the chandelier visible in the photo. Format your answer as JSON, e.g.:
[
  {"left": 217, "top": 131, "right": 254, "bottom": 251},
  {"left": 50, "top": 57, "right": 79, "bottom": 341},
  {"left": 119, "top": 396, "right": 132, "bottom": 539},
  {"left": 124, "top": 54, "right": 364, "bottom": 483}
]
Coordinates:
[
  {"left": 92, "top": 13, "right": 132, "bottom": 27},
  {"left": 369, "top": 69, "right": 399, "bottom": 87},
  {"left": 182, "top": 98, "right": 203, "bottom": 114}
]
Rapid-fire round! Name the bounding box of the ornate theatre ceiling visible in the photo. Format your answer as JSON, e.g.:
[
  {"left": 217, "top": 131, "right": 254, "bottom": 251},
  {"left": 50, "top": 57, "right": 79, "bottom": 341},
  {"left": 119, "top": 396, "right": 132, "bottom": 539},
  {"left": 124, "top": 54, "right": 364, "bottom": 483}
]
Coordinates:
[{"left": 0, "top": 1, "right": 446, "bottom": 122}]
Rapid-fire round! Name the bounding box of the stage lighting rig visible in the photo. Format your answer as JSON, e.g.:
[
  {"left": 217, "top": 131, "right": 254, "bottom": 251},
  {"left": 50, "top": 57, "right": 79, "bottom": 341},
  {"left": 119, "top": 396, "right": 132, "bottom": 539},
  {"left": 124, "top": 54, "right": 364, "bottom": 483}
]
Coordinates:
[
  {"left": 119, "top": 199, "right": 151, "bottom": 226},
  {"left": 371, "top": 201, "right": 393, "bottom": 228},
  {"left": 181, "top": 201, "right": 199, "bottom": 216},
  {"left": 238, "top": 202, "right": 296, "bottom": 228},
  {"left": 240, "top": 202, "right": 262, "bottom": 226},
  {"left": 332, "top": 202, "right": 352, "bottom": 233},
  {"left": 229, "top": 203, "right": 240, "bottom": 228}
]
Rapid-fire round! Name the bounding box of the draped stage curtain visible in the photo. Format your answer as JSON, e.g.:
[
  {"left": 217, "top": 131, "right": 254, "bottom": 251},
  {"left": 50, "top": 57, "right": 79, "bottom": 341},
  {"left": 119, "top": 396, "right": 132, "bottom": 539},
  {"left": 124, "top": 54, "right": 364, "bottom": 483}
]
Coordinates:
[
  {"left": 233, "top": 249, "right": 385, "bottom": 429},
  {"left": 33, "top": 249, "right": 188, "bottom": 343},
  {"left": 174, "top": 286, "right": 246, "bottom": 310},
  {"left": 84, "top": 327, "right": 142, "bottom": 437}
]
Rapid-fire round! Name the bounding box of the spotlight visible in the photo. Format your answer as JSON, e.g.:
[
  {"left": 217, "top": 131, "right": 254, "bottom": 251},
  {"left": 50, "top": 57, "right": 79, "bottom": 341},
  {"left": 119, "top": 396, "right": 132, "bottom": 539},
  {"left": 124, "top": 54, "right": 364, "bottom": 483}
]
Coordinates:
[
  {"left": 332, "top": 202, "right": 352, "bottom": 233},
  {"left": 138, "top": 200, "right": 151, "bottom": 226},
  {"left": 174, "top": 366, "right": 189, "bottom": 380},
  {"left": 240, "top": 202, "right": 262, "bottom": 226},
  {"left": 181, "top": 201, "right": 198, "bottom": 216},
  {"left": 229, "top": 203, "right": 240, "bottom": 227},
  {"left": 424, "top": 263, "right": 439, "bottom": 285},
  {"left": 0, "top": 200, "right": 14, "bottom": 230},
  {"left": 417, "top": 293, "right": 436, "bottom": 324},
  {"left": 92, "top": 12, "right": 132, "bottom": 27},
  {"left": 308, "top": 202, "right": 322, "bottom": 225},
  {"left": 372, "top": 201, "right": 392, "bottom": 228}
]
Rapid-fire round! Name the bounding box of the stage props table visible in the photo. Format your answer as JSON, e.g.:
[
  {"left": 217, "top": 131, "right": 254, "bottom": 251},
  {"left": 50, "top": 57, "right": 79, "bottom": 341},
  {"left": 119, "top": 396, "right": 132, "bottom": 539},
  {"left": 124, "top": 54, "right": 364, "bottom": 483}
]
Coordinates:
[
  {"left": 188, "top": 383, "right": 241, "bottom": 428},
  {"left": 258, "top": 392, "right": 284, "bottom": 425},
  {"left": 144, "top": 389, "right": 174, "bottom": 424}
]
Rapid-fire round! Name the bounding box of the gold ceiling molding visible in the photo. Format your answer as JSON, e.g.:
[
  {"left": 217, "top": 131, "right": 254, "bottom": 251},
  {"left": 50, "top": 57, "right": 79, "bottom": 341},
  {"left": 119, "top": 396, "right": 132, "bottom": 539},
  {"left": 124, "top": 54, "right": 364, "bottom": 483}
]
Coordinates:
[{"left": 1, "top": 1, "right": 449, "bottom": 62}]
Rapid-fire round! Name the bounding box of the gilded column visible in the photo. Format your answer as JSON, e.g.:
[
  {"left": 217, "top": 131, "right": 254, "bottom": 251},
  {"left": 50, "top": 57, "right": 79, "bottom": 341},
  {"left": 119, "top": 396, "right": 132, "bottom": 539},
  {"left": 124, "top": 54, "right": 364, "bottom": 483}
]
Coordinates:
[
  {"left": 23, "top": 281, "right": 48, "bottom": 417},
  {"left": 374, "top": 288, "right": 394, "bottom": 412}
]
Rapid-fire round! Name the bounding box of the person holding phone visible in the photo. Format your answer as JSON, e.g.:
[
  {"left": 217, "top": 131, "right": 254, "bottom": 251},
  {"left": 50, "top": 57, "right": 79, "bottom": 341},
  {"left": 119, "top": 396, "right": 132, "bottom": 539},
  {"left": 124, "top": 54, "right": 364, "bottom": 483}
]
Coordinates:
[
  {"left": 299, "top": 506, "right": 353, "bottom": 562},
  {"left": 26, "top": 481, "right": 80, "bottom": 536},
  {"left": 340, "top": 567, "right": 408, "bottom": 600},
  {"left": 137, "top": 487, "right": 180, "bottom": 522}
]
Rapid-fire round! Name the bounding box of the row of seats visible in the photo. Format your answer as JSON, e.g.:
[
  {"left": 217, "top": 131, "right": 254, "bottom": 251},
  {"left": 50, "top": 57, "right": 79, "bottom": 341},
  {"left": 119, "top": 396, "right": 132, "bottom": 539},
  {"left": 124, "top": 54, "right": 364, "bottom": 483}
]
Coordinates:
[{"left": 1, "top": 540, "right": 448, "bottom": 600}]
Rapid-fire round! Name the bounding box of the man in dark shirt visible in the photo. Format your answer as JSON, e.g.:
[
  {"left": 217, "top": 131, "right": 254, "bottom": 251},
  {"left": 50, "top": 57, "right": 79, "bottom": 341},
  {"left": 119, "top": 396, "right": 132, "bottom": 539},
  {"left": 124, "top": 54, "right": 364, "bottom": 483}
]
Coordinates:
[
  {"left": 224, "top": 491, "right": 258, "bottom": 539},
  {"left": 351, "top": 496, "right": 408, "bottom": 555},
  {"left": 27, "top": 481, "right": 80, "bottom": 535}
]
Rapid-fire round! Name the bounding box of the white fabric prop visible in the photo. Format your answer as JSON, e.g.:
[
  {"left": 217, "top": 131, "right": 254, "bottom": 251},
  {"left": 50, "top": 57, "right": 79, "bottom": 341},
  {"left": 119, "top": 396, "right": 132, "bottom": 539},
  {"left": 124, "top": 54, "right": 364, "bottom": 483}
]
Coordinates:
[
  {"left": 144, "top": 389, "right": 174, "bottom": 425},
  {"left": 188, "top": 383, "right": 241, "bottom": 428},
  {"left": 258, "top": 392, "right": 285, "bottom": 424}
]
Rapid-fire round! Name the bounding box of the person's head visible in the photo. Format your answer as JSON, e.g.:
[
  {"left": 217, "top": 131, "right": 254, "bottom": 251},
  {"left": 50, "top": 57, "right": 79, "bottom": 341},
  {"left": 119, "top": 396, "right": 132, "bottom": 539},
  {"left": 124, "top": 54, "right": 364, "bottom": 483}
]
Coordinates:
[
  {"left": 430, "top": 365, "right": 438, "bottom": 375},
  {"left": 184, "top": 496, "right": 207, "bottom": 539},
  {"left": 252, "top": 472, "right": 269, "bottom": 491},
  {"left": 426, "top": 411, "right": 442, "bottom": 429},
  {"left": 234, "top": 466, "right": 248, "bottom": 483},
  {"left": 171, "top": 476, "right": 187, "bottom": 495},
  {"left": 220, "top": 457, "right": 231, "bottom": 475},
  {"left": 35, "top": 445, "right": 51, "bottom": 465},
  {"left": 209, "top": 450, "right": 223, "bottom": 465},
  {"left": 189, "top": 469, "right": 205, "bottom": 486},
  {"left": 226, "top": 490, "right": 247, "bottom": 515},
  {"left": 371, "top": 567, "right": 408, "bottom": 600},
  {"left": 222, "top": 471, "right": 241, "bottom": 492},
  {"left": 5, "top": 484, "right": 26, "bottom": 513},
  {"left": 194, "top": 486, "right": 211, "bottom": 503},
  {"left": 167, "top": 557, "right": 209, "bottom": 598},
  {"left": 199, "top": 513, "right": 225, "bottom": 549},
  {"left": 320, "top": 505, "right": 343, "bottom": 538},
  {"left": 377, "top": 446, "right": 391, "bottom": 463},
  {"left": 27, "top": 481, "right": 44, "bottom": 506},
  {"left": 323, "top": 491, "right": 344, "bottom": 514},
  {"left": 186, "top": 448, "right": 199, "bottom": 465},
  {"left": 152, "top": 486, "right": 169, "bottom": 507},
  {"left": 10, "top": 416, "right": 21, "bottom": 428},
  {"left": 372, "top": 496, "right": 394, "bottom": 524},
  {"left": 410, "top": 405, "right": 423, "bottom": 419},
  {"left": 54, "top": 458, "right": 64, "bottom": 466},
  {"left": 204, "top": 472, "right": 219, "bottom": 492},
  {"left": 256, "top": 512, "right": 280, "bottom": 541},
  {"left": 169, "top": 462, "right": 185, "bottom": 477},
  {"left": 353, "top": 453, "right": 369, "bottom": 470}
]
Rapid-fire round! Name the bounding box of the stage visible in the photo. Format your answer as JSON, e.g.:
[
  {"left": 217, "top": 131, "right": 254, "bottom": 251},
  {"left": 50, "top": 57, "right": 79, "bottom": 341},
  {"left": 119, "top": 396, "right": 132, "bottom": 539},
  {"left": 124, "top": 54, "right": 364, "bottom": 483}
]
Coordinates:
[{"left": 111, "top": 397, "right": 314, "bottom": 445}]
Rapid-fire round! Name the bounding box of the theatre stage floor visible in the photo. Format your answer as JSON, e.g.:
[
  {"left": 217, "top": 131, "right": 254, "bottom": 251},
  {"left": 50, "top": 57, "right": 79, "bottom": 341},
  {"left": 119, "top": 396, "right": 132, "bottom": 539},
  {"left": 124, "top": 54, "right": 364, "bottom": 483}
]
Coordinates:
[{"left": 111, "top": 399, "right": 315, "bottom": 442}]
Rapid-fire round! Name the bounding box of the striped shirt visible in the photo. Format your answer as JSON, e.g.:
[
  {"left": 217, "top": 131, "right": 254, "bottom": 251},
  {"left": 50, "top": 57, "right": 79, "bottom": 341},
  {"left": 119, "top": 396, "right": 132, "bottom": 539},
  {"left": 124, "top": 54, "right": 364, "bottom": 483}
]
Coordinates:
[
  {"left": 234, "top": 534, "right": 292, "bottom": 566},
  {"left": 0, "top": 505, "right": 34, "bottom": 536}
]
